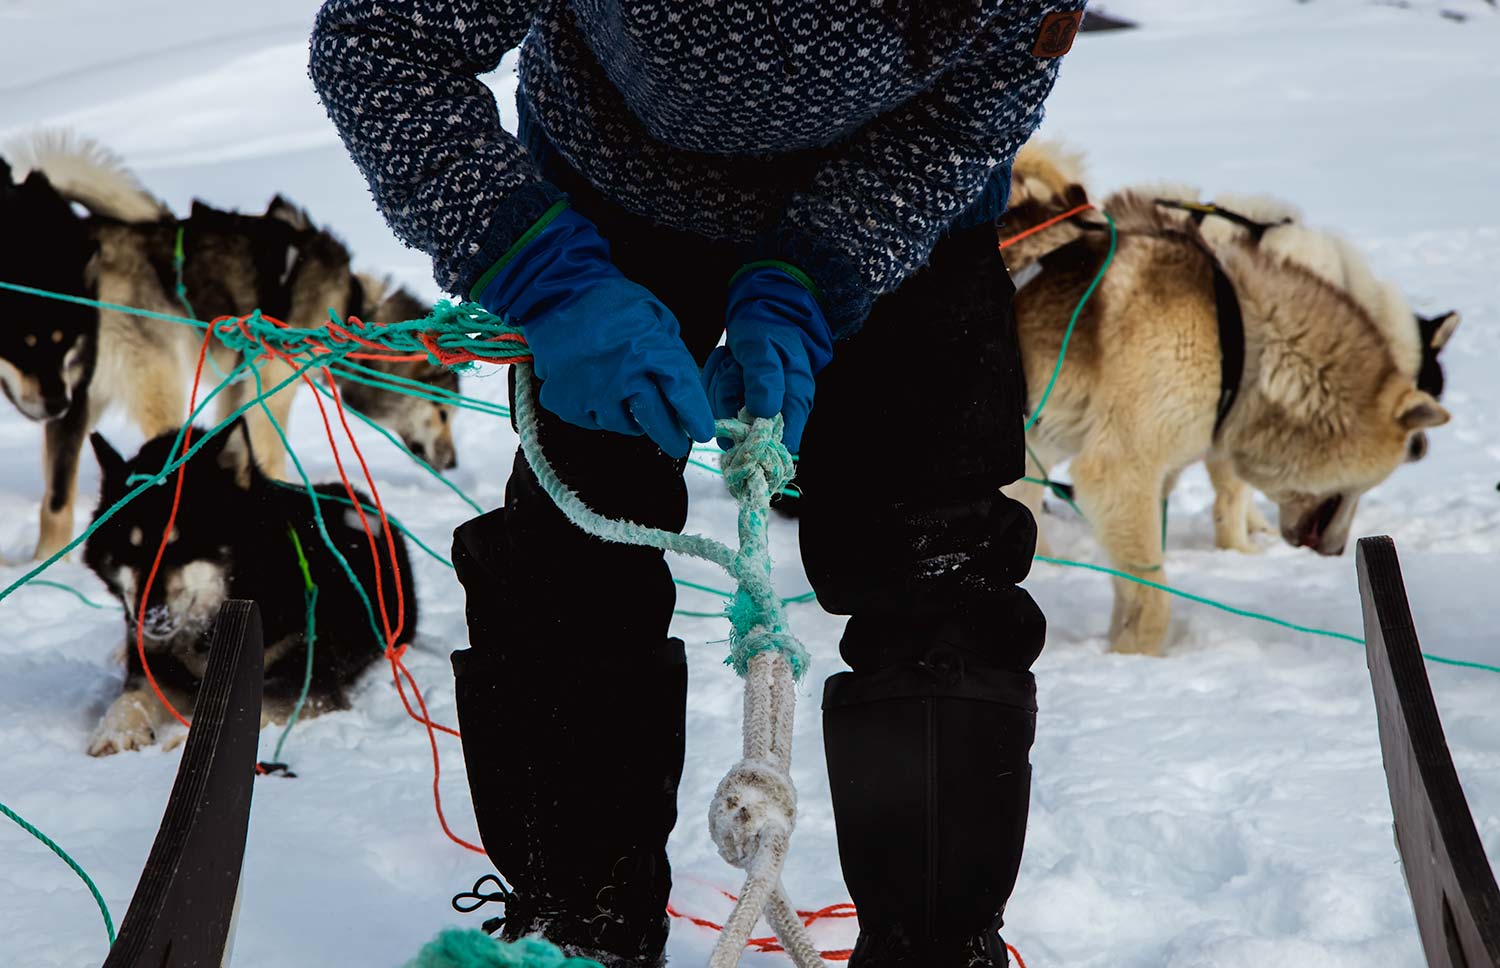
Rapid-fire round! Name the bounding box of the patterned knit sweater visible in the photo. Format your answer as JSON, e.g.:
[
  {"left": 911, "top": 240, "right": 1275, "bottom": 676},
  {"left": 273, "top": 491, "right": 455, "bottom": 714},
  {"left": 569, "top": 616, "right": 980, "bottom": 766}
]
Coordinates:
[{"left": 310, "top": 0, "right": 1085, "bottom": 335}]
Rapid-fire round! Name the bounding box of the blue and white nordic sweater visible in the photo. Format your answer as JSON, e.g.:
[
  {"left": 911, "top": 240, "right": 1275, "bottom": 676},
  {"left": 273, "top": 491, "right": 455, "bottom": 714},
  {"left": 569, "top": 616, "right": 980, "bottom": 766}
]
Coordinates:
[{"left": 309, "top": 0, "right": 1085, "bottom": 335}]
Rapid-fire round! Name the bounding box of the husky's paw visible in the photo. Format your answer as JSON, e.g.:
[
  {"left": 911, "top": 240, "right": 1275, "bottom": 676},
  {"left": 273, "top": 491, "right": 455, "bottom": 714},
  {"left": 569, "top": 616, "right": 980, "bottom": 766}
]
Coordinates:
[
  {"left": 1216, "top": 534, "right": 1265, "bottom": 555},
  {"left": 1110, "top": 634, "right": 1165, "bottom": 657},
  {"left": 1246, "top": 505, "right": 1275, "bottom": 535},
  {"left": 88, "top": 694, "right": 158, "bottom": 756},
  {"left": 87, "top": 720, "right": 156, "bottom": 757}
]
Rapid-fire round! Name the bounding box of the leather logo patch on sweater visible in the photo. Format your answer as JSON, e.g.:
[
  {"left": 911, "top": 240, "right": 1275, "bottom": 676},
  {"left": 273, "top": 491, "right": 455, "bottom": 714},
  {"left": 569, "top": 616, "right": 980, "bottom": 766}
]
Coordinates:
[{"left": 1033, "top": 11, "right": 1083, "bottom": 58}]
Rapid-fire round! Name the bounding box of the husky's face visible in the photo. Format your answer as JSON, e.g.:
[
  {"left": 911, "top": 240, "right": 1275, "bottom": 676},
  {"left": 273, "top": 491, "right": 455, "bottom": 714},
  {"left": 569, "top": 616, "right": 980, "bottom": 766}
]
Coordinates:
[
  {"left": 392, "top": 397, "right": 458, "bottom": 470},
  {"left": 84, "top": 424, "right": 256, "bottom": 675},
  {"left": 0, "top": 164, "right": 98, "bottom": 421},
  {"left": 1242, "top": 381, "right": 1450, "bottom": 557}
]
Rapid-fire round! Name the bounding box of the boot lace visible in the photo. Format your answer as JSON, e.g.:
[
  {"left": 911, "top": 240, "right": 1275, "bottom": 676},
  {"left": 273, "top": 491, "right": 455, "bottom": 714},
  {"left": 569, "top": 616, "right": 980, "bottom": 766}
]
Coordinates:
[{"left": 451, "top": 873, "right": 517, "bottom": 936}]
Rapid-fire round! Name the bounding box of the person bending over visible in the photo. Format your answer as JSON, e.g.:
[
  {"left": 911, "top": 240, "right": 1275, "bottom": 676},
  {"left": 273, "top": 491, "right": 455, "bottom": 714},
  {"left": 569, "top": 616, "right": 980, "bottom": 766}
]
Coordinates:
[{"left": 311, "top": 3, "right": 1085, "bottom": 965}]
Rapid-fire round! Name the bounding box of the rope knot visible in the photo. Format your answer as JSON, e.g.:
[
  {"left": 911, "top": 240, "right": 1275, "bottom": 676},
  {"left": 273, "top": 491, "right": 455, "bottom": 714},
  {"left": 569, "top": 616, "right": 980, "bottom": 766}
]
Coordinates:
[
  {"left": 708, "top": 757, "right": 798, "bottom": 868},
  {"left": 717, "top": 414, "right": 795, "bottom": 502},
  {"left": 725, "top": 625, "right": 808, "bottom": 680}
]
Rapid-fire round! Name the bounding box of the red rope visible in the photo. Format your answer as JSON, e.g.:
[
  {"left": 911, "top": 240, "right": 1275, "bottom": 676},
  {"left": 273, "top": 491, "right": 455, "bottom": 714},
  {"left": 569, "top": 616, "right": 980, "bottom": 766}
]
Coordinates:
[
  {"left": 998, "top": 202, "right": 1097, "bottom": 250},
  {"left": 666, "top": 895, "right": 1028, "bottom": 964}
]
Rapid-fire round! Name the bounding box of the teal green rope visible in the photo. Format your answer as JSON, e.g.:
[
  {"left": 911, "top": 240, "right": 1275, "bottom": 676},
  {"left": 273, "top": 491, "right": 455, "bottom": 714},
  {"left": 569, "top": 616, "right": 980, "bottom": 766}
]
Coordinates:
[
  {"left": 1034, "top": 553, "right": 1500, "bottom": 674},
  {"left": 23, "top": 580, "right": 117, "bottom": 610},
  {"left": 270, "top": 527, "right": 319, "bottom": 764},
  {"left": 1024, "top": 212, "right": 1117, "bottom": 432},
  {"left": 513, "top": 363, "right": 808, "bottom": 679},
  {"left": 0, "top": 278, "right": 207, "bottom": 330},
  {"left": 1022, "top": 475, "right": 1087, "bottom": 520},
  {"left": 0, "top": 798, "right": 115, "bottom": 947},
  {"left": 328, "top": 360, "right": 510, "bottom": 420}
]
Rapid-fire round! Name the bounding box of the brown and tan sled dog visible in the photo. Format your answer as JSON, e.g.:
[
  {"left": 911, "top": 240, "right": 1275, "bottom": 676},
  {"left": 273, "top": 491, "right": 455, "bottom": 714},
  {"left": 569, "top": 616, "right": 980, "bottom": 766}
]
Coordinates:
[{"left": 1000, "top": 142, "right": 1448, "bottom": 655}]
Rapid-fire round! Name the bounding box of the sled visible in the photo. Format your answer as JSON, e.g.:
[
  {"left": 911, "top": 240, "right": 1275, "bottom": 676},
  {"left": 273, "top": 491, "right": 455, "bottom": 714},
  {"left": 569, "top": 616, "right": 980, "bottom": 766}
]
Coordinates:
[
  {"left": 1080, "top": 9, "right": 1138, "bottom": 32},
  {"left": 1357, "top": 536, "right": 1500, "bottom": 968},
  {"left": 103, "top": 600, "right": 264, "bottom": 968}
]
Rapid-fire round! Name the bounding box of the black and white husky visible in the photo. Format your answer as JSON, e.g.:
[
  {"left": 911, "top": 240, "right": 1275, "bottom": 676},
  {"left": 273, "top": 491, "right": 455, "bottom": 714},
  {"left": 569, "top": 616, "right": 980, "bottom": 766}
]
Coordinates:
[{"left": 83, "top": 418, "right": 418, "bottom": 756}]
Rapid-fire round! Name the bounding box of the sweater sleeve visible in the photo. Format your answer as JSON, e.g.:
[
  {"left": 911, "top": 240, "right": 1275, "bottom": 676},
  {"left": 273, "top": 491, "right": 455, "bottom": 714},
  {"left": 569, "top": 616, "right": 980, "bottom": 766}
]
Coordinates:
[
  {"left": 309, "top": 0, "right": 564, "bottom": 295},
  {"left": 773, "top": 2, "right": 1087, "bottom": 337}
]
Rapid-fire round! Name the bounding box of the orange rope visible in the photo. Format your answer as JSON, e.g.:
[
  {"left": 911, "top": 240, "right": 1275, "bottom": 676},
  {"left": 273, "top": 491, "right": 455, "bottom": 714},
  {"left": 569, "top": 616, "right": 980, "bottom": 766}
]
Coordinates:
[
  {"left": 998, "top": 202, "right": 1097, "bottom": 250},
  {"left": 133, "top": 310, "right": 481, "bottom": 853}
]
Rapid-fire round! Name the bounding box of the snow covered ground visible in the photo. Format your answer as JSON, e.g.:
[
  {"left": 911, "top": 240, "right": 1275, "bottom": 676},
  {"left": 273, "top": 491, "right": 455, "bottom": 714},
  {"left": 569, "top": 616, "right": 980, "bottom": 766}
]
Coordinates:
[{"left": 1, "top": 1, "right": 1498, "bottom": 965}]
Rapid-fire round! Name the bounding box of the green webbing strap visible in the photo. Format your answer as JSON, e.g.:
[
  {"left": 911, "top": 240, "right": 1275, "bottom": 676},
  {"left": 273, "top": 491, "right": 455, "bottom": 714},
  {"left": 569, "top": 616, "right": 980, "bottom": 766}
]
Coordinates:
[
  {"left": 467, "top": 200, "right": 571, "bottom": 302},
  {"left": 730, "top": 259, "right": 825, "bottom": 306},
  {"left": 269, "top": 527, "right": 320, "bottom": 765}
]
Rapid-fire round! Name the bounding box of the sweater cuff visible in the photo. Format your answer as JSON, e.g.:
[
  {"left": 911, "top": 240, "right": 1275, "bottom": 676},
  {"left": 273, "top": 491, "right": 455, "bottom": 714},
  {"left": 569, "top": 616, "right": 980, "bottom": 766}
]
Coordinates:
[
  {"left": 756, "top": 227, "right": 873, "bottom": 340},
  {"left": 453, "top": 179, "right": 568, "bottom": 298}
]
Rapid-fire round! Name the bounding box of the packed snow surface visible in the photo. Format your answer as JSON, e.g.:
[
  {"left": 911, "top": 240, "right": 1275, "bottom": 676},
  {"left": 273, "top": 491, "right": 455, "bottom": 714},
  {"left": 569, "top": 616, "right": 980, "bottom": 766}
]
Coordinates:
[{"left": 1, "top": 1, "right": 1498, "bottom": 965}]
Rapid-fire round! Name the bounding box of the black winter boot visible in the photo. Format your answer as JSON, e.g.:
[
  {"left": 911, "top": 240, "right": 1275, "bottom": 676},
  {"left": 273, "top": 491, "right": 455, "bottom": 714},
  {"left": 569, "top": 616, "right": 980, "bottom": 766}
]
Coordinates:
[
  {"left": 450, "top": 511, "right": 686, "bottom": 968},
  {"left": 823, "top": 649, "right": 1036, "bottom": 967}
]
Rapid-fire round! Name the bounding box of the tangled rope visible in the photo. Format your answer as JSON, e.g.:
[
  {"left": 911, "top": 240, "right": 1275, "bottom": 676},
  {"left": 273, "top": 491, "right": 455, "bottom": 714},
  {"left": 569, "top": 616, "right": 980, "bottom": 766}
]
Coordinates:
[{"left": 512, "top": 367, "right": 818, "bottom": 968}]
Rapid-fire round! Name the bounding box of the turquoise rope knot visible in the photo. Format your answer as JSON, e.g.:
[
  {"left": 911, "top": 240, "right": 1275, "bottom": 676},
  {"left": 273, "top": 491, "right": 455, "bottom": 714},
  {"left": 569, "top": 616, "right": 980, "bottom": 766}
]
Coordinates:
[
  {"left": 511, "top": 365, "right": 809, "bottom": 680},
  {"left": 716, "top": 412, "right": 795, "bottom": 502}
]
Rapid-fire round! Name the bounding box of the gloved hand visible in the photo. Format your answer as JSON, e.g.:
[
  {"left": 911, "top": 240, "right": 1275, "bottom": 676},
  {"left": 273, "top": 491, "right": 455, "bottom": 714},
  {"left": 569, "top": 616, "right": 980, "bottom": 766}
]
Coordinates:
[
  {"left": 701, "top": 262, "right": 833, "bottom": 453},
  {"left": 473, "top": 202, "right": 714, "bottom": 458}
]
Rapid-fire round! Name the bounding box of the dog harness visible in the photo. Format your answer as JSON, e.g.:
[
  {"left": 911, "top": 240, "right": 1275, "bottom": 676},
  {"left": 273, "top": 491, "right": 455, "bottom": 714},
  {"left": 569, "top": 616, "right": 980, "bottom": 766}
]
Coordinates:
[{"left": 1008, "top": 209, "right": 1246, "bottom": 439}]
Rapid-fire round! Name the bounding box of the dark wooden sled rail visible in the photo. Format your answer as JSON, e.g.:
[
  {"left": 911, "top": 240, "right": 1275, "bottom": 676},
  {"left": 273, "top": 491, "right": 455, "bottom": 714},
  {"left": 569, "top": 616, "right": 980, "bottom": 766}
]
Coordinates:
[
  {"left": 1357, "top": 536, "right": 1500, "bottom": 968},
  {"left": 103, "top": 600, "right": 263, "bottom": 968}
]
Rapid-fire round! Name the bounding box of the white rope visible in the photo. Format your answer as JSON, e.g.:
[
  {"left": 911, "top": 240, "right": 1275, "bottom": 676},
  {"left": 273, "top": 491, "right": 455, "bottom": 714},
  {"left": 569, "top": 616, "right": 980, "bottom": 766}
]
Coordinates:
[
  {"left": 512, "top": 365, "right": 821, "bottom": 966},
  {"left": 707, "top": 652, "right": 822, "bottom": 968}
]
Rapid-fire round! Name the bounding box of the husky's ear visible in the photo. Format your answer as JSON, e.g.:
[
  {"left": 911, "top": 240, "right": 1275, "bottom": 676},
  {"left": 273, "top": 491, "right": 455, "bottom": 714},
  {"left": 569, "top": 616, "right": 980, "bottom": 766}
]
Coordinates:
[
  {"left": 266, "top": 194, "right": 311, "bottom": 232},
  {"left": 1395, "top": 388, "right": 1450, "bottom": 432},
  {"left": 20, "top": 169, "right": 54, "bottom": 195},
  {"left": 90, "top": 433, "right": 127, "bottom": 487},
  {"left": 1419, "top": 310, "right": 1460, "bottom": 352}
]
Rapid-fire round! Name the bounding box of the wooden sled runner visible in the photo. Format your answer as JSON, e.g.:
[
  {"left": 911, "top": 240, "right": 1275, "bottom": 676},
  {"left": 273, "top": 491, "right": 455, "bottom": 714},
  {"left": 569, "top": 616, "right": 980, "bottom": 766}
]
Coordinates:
[
  {"left": 103, "top": 600, "right": 264, "bottom": 968},
  {"left": 1357, "top": 537, "right": 1500, "bottom": 967}
]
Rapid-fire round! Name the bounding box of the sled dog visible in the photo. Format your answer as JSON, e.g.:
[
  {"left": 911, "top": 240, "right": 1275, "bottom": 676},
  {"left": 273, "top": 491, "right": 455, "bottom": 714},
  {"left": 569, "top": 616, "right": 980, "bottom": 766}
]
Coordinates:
[
  {"left": 999, "top": 143, "right": 1448, "bottom": 654},
  {"left": 83, "top": 419, "right": 417, "bottom": 755},
  {"left": 1181, "top": 192, "right": 1459, "bottom": 549},
  {"left": 0, "top": 133, "right": 305, "bottom": 560}
]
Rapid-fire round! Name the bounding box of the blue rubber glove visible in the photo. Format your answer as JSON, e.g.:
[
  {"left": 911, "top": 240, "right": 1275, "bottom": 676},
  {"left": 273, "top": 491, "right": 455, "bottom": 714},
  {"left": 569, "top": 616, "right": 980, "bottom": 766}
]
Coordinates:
[
  {"left": 701, "top": 262, "right": 834, "bottom": 453},
  {"left": 473, "top": 202, "right": 714, "bottom": 458}
]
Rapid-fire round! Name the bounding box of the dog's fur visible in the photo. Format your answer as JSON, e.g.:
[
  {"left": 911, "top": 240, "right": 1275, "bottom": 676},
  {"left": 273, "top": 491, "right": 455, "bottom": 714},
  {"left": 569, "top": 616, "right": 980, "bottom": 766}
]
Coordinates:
[
  {"left": 339, "top": 274, "right": 459, "bottom": 470},
  {"left": 2, "top": 132, "right": 461, "bottom": 560},
  {"left": 1000, "top": 145, "right": 1448, "bottom": 654},
  {"left": 83, "top": 419, "right": 416, "bottom": 755},
  {"left": 1149, "top": 187, "right": 1460, "bottom": 549}
]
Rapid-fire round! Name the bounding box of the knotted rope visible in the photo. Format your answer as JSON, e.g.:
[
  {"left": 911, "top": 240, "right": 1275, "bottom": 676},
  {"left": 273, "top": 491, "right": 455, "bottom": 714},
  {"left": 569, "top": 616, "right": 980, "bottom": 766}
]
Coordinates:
[{"left": 512, "top": 364, "right": 820, "bottom": 968}]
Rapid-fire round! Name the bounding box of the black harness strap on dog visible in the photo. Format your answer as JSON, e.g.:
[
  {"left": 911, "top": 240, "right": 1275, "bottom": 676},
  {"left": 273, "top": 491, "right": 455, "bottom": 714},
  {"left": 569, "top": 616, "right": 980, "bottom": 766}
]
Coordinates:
[
  {"left": 1201, "top": 240, "right": 1246, "bottom": 439},
  {"left": 1021, "top": 210, "right": 1247, "bottom": 439},
  {"left": 1154, "top": 198, "right": 1293, "bottom": 244}
]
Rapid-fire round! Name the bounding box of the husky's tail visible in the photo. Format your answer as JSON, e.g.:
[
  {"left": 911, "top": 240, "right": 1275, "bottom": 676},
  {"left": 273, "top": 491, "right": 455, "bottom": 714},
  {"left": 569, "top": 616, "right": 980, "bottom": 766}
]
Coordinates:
[{"left": 1, "top": 130, "right": 169, "bottom": 222}]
